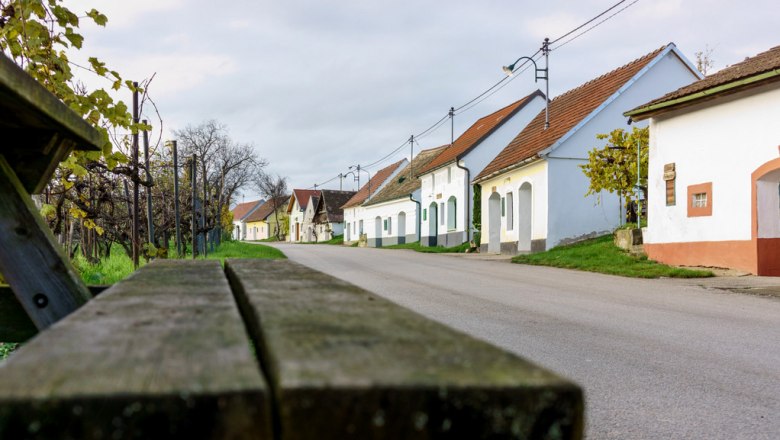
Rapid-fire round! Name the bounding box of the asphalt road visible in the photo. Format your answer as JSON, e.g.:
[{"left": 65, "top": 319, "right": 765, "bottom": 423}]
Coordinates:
[{"left": 268, "top": 243, "right": 780, "bottom": 439}]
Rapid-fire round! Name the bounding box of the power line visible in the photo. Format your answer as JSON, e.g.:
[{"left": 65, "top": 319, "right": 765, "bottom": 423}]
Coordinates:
[
  {"left": 550, "top": 0, "right": 641, "bottom": 51},
  {"left": 549, "top": 0, "right": 628, "bottom": 45},
  {"left": 308, "top": 0, "right": 641, "bottom": 190}
]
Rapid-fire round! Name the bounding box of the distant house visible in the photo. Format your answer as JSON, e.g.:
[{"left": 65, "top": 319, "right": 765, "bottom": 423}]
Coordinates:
[
  {"left": 473, "top": 43, "right": 701, "bottom": 254},
  {"left": 312, "top": 190, "right": 357, "bottom": 242},
  {"left": 287, "top": 189, "right": 320, "bottom": 242},
  {"left": 230, "top": 199, "right": 264, "bottom": 240},
  {"left": 341, "top": 159, "right": 407, "bottom": 244},
  {"left": 363, "top": 146, "right": 448, "bottom": 247},
  {"left": 625, "top": 44, "right": 780, "bottom": 275},
  {"left": 418, "top": 91, "right": 546, "bottom": 247},
  {"left": 244, "top": 196, "right": 290, "bottom": 241}
]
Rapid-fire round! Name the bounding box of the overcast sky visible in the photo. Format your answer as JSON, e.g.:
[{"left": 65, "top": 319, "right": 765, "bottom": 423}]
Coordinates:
[{"left": 68, "top": 0, "right": 779, "bottom": 202}]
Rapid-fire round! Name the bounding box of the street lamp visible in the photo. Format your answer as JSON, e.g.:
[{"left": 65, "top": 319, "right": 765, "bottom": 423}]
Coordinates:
[{"left": 502, "top": 38, "right": 550, "bottom": 129}]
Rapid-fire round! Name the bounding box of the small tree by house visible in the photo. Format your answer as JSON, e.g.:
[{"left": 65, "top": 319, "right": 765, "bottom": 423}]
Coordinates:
[{"left": 580, "top": 127, "right": 648, "bottom": 222}]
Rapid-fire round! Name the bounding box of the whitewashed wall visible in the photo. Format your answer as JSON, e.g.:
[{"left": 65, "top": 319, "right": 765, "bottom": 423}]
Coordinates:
[
  {"left": 363, "top": 197, "right": 420, "bottom": 245},
  {"left": 647, "top": 82, "right": 780, "bottom": 244}
]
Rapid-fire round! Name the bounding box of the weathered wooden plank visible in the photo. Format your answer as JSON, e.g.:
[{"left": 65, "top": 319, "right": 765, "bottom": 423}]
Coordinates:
[
  {"left": 0, "top": 53, "right": 102, "bottom": 193},
  {"left": 226, "top": 259, "right": 583, "bottom": 440},
  {"left": 0, "top": 260, "right": 272, "bottom": 439},
  {"left": 0, "top": 285, "right": 110, "bottom": 343},
  {"left": 0, "top": 155, "right": 92, "bottom": 330}
]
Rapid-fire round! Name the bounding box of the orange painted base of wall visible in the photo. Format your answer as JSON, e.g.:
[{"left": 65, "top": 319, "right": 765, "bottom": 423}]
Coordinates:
[
  {"left": 644, "top": 240, "right": 757, "bottom": 274},
  {"left": 757, "top": 238, "right": 780, "bottom": 276}
]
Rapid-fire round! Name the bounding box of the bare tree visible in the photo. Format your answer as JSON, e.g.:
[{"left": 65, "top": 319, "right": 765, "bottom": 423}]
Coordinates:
[
  {"left": 254, "top": 173, "right": 289, "bottom": 240},
  {"left": 695, "top": 45, "right": 716, "bottom": 76}
]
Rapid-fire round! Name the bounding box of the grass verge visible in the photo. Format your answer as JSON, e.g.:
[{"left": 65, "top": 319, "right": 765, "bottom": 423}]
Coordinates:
[
  {"left": 383, "top": 241, "right": 470, "bottom": 253},
  {"left": 512, "top": 235, "right": 714, "bottom": 278}
]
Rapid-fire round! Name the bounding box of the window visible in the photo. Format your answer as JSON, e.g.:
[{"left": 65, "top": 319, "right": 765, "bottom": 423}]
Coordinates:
[
  {"left": 692, "top": 193, "right": 707, "bottom": 208},
  {"left": 383, "top": 219, "right": 388, "bottom": 231},
  {"left": 388, "top": 217, "right": 392, "bottom": 234},
  {"left": 423, "top": 208, "right": 427, "bottom": 221},
  {"left": 501, "top": 197, "right": 505, "bottom": 217},
  {"left": 506, "top": 192, "right": 514, "bottom": 230},
  {"left": 447, "top": 167, "right": 452, "bottom": 183},
  {"left": 359, "top": 220, "right": 364, "bottom": 234},
  {"left": 687, "top": 182, "right": 712, "bottom": 217},
  {"left": 447, "top": 196, "right": 457, "bottom": 230},
  {"left": 432, "top": 174, "right": 436, "bottom": 191},
  {"left": 440, "top": 203, "right": 445, "bottom": 225}
]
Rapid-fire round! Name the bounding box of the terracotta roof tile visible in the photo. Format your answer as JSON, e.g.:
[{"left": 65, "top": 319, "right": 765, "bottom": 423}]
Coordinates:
[
  {"left": 365, "top": 145, "right": 449, "bottom": 206},
  {"left": 342, "top": 159, "right": 406, "bottom": 208},
  {"left": 476, "top": 44, "right": 669, "bottom": 182},
  {"left": 231, "top": 200, "right": 262, "bottom": 221},
  {"left": 627, "top": 44, "right": 780, "bottom": 116},
  {"left": 289, "top": 189, "right": 321, "bottom": 212},
  {"left": 417, "top": 90, "right": 545, "bottom": 176},
  {"left": 244, "top": 196, "right": 289, "bottom": 222}
]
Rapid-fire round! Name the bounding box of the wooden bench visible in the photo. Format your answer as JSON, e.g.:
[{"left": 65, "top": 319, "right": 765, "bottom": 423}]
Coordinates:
[
  {"left": 0, "top": 259, "right": 583, "bottom": 439},
  {"left": 0, "top": 51, "right": 583, "bottom": 438}
]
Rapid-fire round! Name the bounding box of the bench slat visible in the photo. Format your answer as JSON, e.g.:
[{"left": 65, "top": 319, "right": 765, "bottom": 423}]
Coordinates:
[
  {"left": 226, "top": 259, "right": 583, "bottom": 439},
  {"left": 0, "top": 260, "right": 272, "bottom": 439}
]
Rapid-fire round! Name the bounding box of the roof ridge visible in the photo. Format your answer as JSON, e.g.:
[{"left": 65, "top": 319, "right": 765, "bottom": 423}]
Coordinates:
[{"left": 549, "top": 44, "right": 667, "bottom": 105}]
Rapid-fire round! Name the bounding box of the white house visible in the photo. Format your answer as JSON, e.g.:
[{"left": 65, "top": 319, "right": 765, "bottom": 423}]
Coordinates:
[
  {"left": 312, "top": 189, "right": 356, "bottom": 242},
  {"left": 286, "top": 189, "right": 320, "bottom": 242},
  {"left": 363, "top": 146, "right": 448, "bottom": 247},
  {"left": 342, "top": 159, "right": 407, "bottom": 244},
  {"left": 230, "top": 199, "right": 263, "bottom": 240},
  {"left": 473, "top": 43, "right": 702, "bottom": 254},
  {"left": 625, "top": 44, "right": 780, "bottom": 275},
  {"left": 418, "top": 91, "right": 546, "bottom": 247},
  {"left": 301, "top": 194, "right": 320, "bottom": 242}
]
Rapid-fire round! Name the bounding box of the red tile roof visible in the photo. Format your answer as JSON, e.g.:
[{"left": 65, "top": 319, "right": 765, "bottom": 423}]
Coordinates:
[
  {"left": 231, "top": 200, "right": 262, "bottom": 221},
  {"left": 627, "top": 44, "right": 780, "bottom": 118},
  {"left": 476, "top": 44, "right": 669, "bottom": 182},
  {"left": 288, "top": 189, "right": 321, "bottom": 213},
  {"left": 364, "top": 145, "right": 449, "bottom": 206},
  {"left": 417, "top": 90, "right": 545, "bottom": 176},
  {"left": 342, "top": 159, "right": 406, "bottom": 209},
  {"left": 244, "top": 196, "right": 289, "bottom": 222}
]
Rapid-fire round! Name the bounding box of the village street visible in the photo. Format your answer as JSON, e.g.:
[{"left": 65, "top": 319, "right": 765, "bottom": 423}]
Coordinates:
[{"left": 269, "top": 243, "right": 780, "bottom": 440}]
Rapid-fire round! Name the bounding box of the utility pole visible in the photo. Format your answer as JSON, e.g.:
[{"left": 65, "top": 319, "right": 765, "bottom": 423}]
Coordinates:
[
  {"left": 191, "top": 155, "right": 197, "bottom": 259},
  {"left": 409, "top": 135, "right": 414, "bottom": 179},
  {"left": 339, "top": 173, "right": 343, "bottom": 191},
  {"left": 542, "top": 37, "right": 550, "bottom": 130},
  {"left": 449, "top": 107, "right": 455, "bottom": 146},
  {"left": 143, "top": 120, "right": 154, "bottom": 245},
  {"left": 131, "top": 82, "right": 139, "bottom": 269},
  {"left": 172, "top": 140, "right": 182, "bottom": 257}
]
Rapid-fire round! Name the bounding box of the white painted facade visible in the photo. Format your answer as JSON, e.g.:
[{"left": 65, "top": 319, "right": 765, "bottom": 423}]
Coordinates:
[
  {"left": 302, "top": 196, "right": 319, "bottom": 242},
  {"left": 342, "top": 160, "right": 407, "bottom": 243},
  {"left": 288, "top": 198, "right": 305, "bottom": 242},
  {"left": 646, "top": 82, "right": 780, "bottom": 244},
  {"left": 477, "top": 46, "right": 702, "bottom": 253},
  {"left": 363, "top": 196, "right": 420, "bottom": 247},
  {"left": 419, "top": 95, "right": 546, "bottom": 247}
]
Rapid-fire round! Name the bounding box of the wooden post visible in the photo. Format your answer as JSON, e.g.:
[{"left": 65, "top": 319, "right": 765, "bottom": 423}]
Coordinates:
[
  {"left": 172, "top": 140, "right": 182, "bottom": 257},
  {"left": 0, "top": 155, "right": 92, "bottom": 330},
  {"left": 131, "top": 82, "right": 140, "bottom": 268},
  {"left": 143, "top": 119, "right": 154, "bottom": 245},
  {"left": 191, "top": 155, "right": 197, "bottom": 259}
]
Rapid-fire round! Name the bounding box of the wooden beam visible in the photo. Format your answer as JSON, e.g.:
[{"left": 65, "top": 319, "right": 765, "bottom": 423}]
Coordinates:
[
  {"left": 0, "top": 285, "right": 109, "bottom": 343},
  {"left": 0, "top": 260, "right": 272, "bottom": 438},
  {"left": 226, "top": 259, "right": 584, "bottom": 439},
  {"left": 0, "top": 154, "right": 92, "bottom": 330}
]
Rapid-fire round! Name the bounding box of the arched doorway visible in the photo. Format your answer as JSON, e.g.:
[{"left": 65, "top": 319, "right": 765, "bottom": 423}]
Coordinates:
[
  {"left": 397, "top": 211, "right": 406, "bottom": 244},
  {"left": 754, "top": 159, "right": 780, "bottom": 275},
  {"left": 518, "top": 182, "right": 533, "bottom": 252},
  {"left": 488, "top": 193, "right": 501, "bottom": 253},
  {"left": 428, "top": 202, "right": 438, "bottom": 246},
  {"left": 374, "top": 216, "right": 382, "bottom": 247}
]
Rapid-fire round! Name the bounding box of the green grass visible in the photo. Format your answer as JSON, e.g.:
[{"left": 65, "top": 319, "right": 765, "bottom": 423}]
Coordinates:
[
  {"left": 0, "top": 343, "right": 18, "bottom": 360},
  {"left": 512, "top": 235, "right": 713, "bottom": 278},
  {"left": 382, "top": 241, "right": 471, "bottom": 253},
  {"left": 73, "top": 241, "right": 285, "bottom": 285},
  {"left": 321, "top": 234, "right": 344, "bottom": 245}
]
